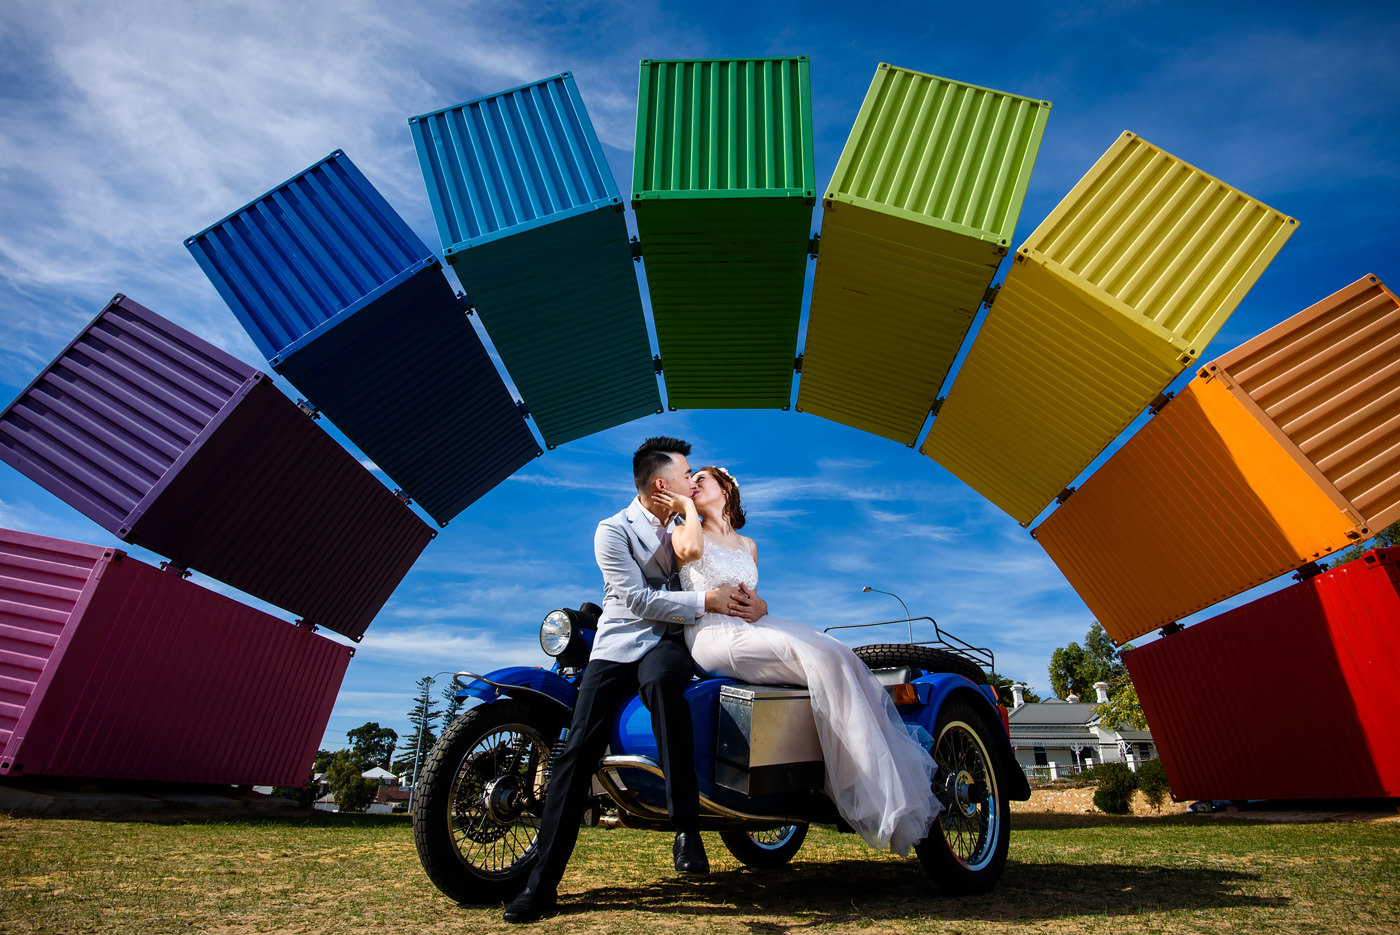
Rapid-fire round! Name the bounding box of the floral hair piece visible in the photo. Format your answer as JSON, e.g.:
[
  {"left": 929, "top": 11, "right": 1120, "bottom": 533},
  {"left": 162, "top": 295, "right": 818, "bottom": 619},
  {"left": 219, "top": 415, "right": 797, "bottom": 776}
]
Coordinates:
[{"left": 715, "top": 466, "right": 738, "bottom": 488}]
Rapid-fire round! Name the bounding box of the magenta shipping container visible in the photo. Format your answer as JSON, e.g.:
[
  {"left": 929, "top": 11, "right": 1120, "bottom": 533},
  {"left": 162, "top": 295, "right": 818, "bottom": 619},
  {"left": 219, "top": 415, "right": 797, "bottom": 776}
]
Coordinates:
[
  {"left": 0, "top": 295, "right": 435, "bottom": 641},
  {"left": 0, "top": 527, "right": 353, "bottom": 785},
  {"left": 1125, "top": 549, "right": 1400, "bottom": 801}
]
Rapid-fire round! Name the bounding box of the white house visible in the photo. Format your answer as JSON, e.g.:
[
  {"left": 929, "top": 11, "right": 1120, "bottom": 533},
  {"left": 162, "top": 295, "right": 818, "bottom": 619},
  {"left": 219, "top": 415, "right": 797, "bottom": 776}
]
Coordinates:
[{"left": 1007, "top": 681, "right": 1156, "bottom": 779}]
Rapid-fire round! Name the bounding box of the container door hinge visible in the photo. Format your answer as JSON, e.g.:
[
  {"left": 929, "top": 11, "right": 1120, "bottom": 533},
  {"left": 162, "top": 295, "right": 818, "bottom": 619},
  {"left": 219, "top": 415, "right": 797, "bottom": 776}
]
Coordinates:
[
  {"left": 1055, "top": 486, "right": 1076, "bottom": 505},
  {"left": 515, "top": 400, "right": 530, "bottom": 418},
  {"left": 456, "top": 291, "right": 475, "bottom": 315},
  {"left": 160, "top": 561, "right": 191, "bottom": 579},
  {"left": 631, "top": 237, "right": 643, "bottom": 261},
  {"left": 808, "top": 233, "right": 820, "bottom": 258},
  {"left": 653, "top": 356, "right": 664, "bottom": 374},
  {"left": 1157, "top": 621, "right": 1184, "bottom": 638},
  {"left": 983, "top": 282, "right": 1002, "bottom": 308},
  {"left": 393, "top": 489, "right": 413, "bottom": 506},
  {"left": 296, "top": 399, "right": 320, "bottom": 420},
  {"left": 1148, "top": 391, "right": 1174, "bottom": 415},
  {"left": 930, "top": 397, "right": 945, "bottom": 417},
  {"left": 793, "top": 354, "right": 804, "bottom": 373},
  {"left": 1293, "top": 561, "right": 1325, "bottom": 581},
  {"left": 295, "top": 618, "right": 320, "bottom": 633}
]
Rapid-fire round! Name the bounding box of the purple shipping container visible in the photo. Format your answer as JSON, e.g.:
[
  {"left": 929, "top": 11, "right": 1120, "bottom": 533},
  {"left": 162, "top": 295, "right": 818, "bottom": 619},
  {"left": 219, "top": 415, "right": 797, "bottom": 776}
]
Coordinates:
[
  {"left": 0, "top": 527, "right": 353, "bottom": 785},
  {"left": 0, "top": 295, "right": 435, "bottom": 641}
]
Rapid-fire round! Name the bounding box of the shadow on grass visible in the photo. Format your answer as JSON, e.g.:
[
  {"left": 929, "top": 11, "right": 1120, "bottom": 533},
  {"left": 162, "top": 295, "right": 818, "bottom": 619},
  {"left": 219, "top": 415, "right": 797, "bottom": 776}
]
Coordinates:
[{"left": 554, "top": 857, "right": 1284, "bottom": 924}]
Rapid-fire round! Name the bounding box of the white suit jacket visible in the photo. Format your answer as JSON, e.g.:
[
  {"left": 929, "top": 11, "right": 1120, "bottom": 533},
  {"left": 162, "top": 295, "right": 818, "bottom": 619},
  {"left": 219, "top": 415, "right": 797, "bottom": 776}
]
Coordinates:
[{"left": 589, "top": 497, "right": 701, "bottom": 663}]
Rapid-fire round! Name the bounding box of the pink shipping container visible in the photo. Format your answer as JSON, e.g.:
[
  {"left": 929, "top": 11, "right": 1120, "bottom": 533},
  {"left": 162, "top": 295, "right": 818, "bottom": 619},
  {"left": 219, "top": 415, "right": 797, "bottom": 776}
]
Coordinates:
[
  {"left": 0, "top": 527, "right": 353, "bottom": 785},
  {"left": 1125, "top": 549, "right": 1400, "bottom": 801}
]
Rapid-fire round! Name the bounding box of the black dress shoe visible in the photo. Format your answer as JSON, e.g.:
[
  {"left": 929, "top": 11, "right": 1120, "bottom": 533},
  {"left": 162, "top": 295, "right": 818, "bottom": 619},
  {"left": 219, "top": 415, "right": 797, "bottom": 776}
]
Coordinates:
[
  {"left": 673, "top": 831, "right": 709, "bottom": 874},
  {"left": 503, "top": 887, "right": 557, "bottom": 923}
]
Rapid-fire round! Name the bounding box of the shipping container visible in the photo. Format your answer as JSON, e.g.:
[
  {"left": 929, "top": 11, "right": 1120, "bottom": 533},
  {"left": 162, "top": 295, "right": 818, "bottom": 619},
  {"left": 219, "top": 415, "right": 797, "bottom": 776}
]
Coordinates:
[
  {"left": 922, "top": 132, "right": 1296, "bottom": 523},
  {"left": 410, "top": 75, "right": 661, "bottom": 446},
  {"left": 0, "top": 295, "right": 435, "bottom": 641},
  {"left": 632, "top": 58, "right": 815, "bottom": 408},
  {"left": 1202, "top": 274, "right": 1400, "bottom": 532},
  {"left": 798, "top": 64, "right": 1051, "bottom": 444},
  {"left": 187, "top": 152, "right": 540, "bottom": 522},
  {"left": 1125, "top": 549, "right": 1400, "bottom": 800},
  {"left": 1034, "top": 275, "right": 1400, "bottom": 644},
  {"left": 0, "top": 527, "right": 353, "bottom": 785},
  {"left": 1033, "top": 377, "right": 1368, "bottom": 645}
]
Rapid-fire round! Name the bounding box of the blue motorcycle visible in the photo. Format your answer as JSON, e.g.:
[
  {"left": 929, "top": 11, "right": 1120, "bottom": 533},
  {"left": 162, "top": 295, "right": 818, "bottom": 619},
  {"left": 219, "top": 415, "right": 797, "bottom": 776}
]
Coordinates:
[{"left": 411, "top": 603, "right": 1030, "bottom": 903}]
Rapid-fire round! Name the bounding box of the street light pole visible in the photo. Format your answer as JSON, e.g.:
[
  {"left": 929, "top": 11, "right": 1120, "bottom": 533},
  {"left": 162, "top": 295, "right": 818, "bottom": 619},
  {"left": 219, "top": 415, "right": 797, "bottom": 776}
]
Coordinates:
[
  {"left": 862, "top": 586, "right": 914, "bottom": 643},
  {"left": 407, "top": 670, "right": 455, "bottom": 813}
]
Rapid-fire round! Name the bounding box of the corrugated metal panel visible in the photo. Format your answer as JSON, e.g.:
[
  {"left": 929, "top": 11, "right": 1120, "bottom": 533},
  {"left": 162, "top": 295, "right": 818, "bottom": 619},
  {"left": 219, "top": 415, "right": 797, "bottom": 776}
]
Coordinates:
[
  {"left": 0, "top": 527, "right": 352, "bottom": 785},
  {"left": 273, "top": 265, "right": 542, "bottom": 522},
  {"left": 0, "top": 295, "right": 435, "bottom": 640},
  {"left": 188, "top": 152, "right": 540, "bottom": 523},
  {"left": 1126, "top": 550, "right": 1400, "bottom": 800},
  {"left": 1024, "top": 131, "right": 1298, "bottom": 361},
  {"left": 633, "top": 58, "right": 815, "bottom": 198},
  {"left": 921, "top": 132, "right": 1297, "bottom": 522},
  {"left": 410, "top": 73, "right": 620, "bottom": 253},
  {"left": 1203, "top": 274, "right": 1400, "bottom": 532},
  {"left": 633, "top": 58, "right": 814, "bottom": 409},
  {"left": 1033, "top": 377, "right": 1367, "bottom": 644},
  {"left": 447, "top": 207, "right": 661, "bottom": 445},
  {"left": 798, "top": 65, "right": 1050, "bottom": 443},
  {"left": 411, "top": 76, "right": 660, "bottom": 446},
  {"left": 921, "top": 254, "right": 1182, "bottom": 523},
  {"left": 186, "top": 151, "right": 433, "bottom": 363}
]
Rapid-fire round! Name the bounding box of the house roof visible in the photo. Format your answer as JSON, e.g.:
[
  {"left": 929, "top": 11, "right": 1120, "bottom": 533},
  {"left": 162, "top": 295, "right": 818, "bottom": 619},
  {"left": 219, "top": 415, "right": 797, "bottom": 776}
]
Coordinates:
[{"left": 1008, "top": 701, "right": 1099, "bottom": 727}]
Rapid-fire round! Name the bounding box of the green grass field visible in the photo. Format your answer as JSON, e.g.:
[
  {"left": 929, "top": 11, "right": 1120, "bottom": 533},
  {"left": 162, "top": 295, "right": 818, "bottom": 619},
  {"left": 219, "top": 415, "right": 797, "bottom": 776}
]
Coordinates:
[{"left": 2, "top": 810, "right": 1398, "bottom": 934}]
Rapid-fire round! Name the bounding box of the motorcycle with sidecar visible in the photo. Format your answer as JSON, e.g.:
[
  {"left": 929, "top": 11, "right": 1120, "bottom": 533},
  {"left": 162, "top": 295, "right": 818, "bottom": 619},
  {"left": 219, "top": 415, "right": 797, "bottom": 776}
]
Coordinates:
[{"left": 411, "top": 602, "right": 1030, "bottom": 903}]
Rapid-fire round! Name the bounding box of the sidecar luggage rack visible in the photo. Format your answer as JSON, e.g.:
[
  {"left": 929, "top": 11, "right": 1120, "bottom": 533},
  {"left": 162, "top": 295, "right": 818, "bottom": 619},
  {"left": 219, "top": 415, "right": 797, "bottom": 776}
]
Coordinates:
[{"left": 825, "top": 616, "right": 994, "bottom": 675}]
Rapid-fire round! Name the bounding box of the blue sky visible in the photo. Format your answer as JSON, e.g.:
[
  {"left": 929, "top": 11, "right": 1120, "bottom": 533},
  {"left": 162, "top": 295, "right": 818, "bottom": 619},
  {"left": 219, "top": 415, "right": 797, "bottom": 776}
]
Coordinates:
[{"left": 3, "top": 0, "right": 1397, "bottom": 760}]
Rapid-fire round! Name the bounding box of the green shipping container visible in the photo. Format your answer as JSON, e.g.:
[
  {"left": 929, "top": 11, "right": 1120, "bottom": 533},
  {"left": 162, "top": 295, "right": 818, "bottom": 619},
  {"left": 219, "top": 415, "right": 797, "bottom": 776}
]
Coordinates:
[
  {"left": 798, "top": 65, "right": 1051, "bottom": 444},
  {"left": 632, "top": 57, "right": 816, "bottom": 409}
]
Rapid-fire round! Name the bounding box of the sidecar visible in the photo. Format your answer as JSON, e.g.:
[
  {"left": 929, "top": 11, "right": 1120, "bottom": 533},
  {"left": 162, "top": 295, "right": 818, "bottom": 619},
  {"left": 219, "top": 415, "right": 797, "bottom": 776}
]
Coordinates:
[{"left": 411, "top": 603, "right": 1030, "bottom": 905}]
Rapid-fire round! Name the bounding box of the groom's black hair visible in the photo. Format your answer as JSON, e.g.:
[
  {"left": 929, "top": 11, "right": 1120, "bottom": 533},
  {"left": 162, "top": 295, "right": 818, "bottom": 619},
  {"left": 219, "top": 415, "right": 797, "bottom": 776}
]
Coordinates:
[{"left": 633, "top": 436, "right": 691, "bottom": 491}]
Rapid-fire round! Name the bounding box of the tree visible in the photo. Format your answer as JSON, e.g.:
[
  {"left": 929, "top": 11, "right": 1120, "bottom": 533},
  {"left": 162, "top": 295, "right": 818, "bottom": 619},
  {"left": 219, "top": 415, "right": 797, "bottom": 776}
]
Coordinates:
[
  {"left": 1048, "top": 622, "right": 1127, "bottom": 700},
  {"left": 312, "top": 748, "right": 336, "bottom": 773},
  {"left": 346, "top": 722, "right": 397, "bottom": 771},
  {"left": 441, "top": 681, "right": 465, "bottom": 729},
  {"left": 325, "top": 749, "right": 376, "bottom": 813},
  {"left": 1136, "top": 757, "right": 1171, "bottom": 812},
  {"left": 1092, "top": 761, "right": 1137, "bottom": 814},
  {"left": 392, "top": 675, "right": 444, "bottom": 776},
  {"left": 1094, "top": 674, "right": 1149, "bottom": 731}
]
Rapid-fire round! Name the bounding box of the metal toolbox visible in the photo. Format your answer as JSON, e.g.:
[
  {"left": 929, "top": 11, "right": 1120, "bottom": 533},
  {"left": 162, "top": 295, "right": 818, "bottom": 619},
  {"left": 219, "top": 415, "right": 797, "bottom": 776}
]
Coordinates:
[{"left": 716, "top": 683, "right": 824, "bottom": 795}]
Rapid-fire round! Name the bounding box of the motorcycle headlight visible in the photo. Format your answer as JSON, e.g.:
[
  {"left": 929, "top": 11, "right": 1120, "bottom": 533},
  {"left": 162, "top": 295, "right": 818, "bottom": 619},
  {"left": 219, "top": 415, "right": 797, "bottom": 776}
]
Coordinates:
[{"left": 540, "top": 610, "right": 574, "bottom": 657}]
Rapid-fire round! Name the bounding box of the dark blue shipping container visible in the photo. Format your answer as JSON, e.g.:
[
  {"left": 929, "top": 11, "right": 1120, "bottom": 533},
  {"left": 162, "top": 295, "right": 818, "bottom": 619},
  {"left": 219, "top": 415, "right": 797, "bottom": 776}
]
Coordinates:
[
  {"left": 410, "top": 75, "right": 661, "bottom": 447},
  {"left": 186, "top": 151, "right": 540, "bottom": 523}
]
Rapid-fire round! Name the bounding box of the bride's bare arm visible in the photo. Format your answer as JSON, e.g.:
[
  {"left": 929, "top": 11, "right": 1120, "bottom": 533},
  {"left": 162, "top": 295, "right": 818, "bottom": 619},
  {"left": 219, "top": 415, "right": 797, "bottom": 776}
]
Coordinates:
[{"left": 653, "top": 487, "right": 704, "bottom": 563}]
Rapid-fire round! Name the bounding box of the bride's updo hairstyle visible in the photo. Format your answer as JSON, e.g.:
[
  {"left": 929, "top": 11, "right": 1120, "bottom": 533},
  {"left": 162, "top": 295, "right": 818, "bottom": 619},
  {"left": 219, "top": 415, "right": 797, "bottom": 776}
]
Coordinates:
[{"left": 700, "top": 466, "right": 746, "bottom": 530}]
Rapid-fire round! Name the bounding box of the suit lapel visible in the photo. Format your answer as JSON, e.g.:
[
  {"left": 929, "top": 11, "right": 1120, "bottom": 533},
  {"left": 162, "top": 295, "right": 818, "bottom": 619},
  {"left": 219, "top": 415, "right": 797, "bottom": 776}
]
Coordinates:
[{"left": 625, "top": 498, "right": 663, "bottom": 568}]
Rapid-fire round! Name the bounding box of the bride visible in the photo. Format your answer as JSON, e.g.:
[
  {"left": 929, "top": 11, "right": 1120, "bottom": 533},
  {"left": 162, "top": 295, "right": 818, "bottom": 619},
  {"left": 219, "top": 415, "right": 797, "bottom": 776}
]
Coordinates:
[{"left": 654, "top": 465, "right": 942, "bottom": 855}]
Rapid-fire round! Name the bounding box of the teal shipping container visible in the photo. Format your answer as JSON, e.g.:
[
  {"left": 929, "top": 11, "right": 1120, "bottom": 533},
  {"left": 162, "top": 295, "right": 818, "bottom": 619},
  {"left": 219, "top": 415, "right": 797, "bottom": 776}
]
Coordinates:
[
  {"left": 186, "top": 151, "right": 540, "bottom": 525},
  {"left": 632, "top": 57, "right": 816, "bottom": 409},
  {"left": 411, "top": 74, "right": 661, "bottom": 447}
]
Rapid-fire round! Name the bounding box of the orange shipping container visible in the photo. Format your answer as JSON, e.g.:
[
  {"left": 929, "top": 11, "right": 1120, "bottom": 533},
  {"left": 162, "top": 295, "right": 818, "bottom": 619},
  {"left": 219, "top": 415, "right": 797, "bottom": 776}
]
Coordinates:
[{"left": 1034, "top": 275, "right": 1399, "bottom": 644}]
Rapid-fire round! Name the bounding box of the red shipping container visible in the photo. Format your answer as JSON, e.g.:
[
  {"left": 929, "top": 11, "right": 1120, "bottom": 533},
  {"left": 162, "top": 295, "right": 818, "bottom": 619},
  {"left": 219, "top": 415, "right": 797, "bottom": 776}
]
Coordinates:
[
  {"left": 1125, "top": 549, "right": 1400, "bottom": 801},
  {"left": 0, "top": 527, "right": 352, "bottom": 785}
]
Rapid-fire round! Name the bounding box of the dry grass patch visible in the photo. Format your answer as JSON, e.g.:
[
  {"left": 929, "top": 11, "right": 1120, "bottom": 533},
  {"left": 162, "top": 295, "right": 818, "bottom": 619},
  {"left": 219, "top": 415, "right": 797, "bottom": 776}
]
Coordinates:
[{"left": 1, "top": 808, "right": 1397, "bottom": 934}]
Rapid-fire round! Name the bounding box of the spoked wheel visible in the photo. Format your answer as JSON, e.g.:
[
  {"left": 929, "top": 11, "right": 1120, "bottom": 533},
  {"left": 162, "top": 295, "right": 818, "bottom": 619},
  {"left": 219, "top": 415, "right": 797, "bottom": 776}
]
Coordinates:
[
  {"left": 719, "top": 824, "right": 808, "bottom": 867},
  {"left": 915, "top": 699, "right": 1010, "bottom": 894},
  {"left": 412, "top": 699, "right": 562, "bottom": 904}
]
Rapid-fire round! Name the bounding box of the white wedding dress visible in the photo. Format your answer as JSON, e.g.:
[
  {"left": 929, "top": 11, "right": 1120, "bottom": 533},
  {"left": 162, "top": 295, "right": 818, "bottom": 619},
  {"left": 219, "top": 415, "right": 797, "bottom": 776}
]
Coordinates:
[{"left": 680, "top": 539, "right": 941, "bottom": 855}]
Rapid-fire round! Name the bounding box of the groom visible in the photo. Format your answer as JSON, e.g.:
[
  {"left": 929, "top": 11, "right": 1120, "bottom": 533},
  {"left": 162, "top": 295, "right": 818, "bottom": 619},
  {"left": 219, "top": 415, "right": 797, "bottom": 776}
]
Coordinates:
[{"left": 505, "top": 436, "right": 766, "bottom": 923}]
